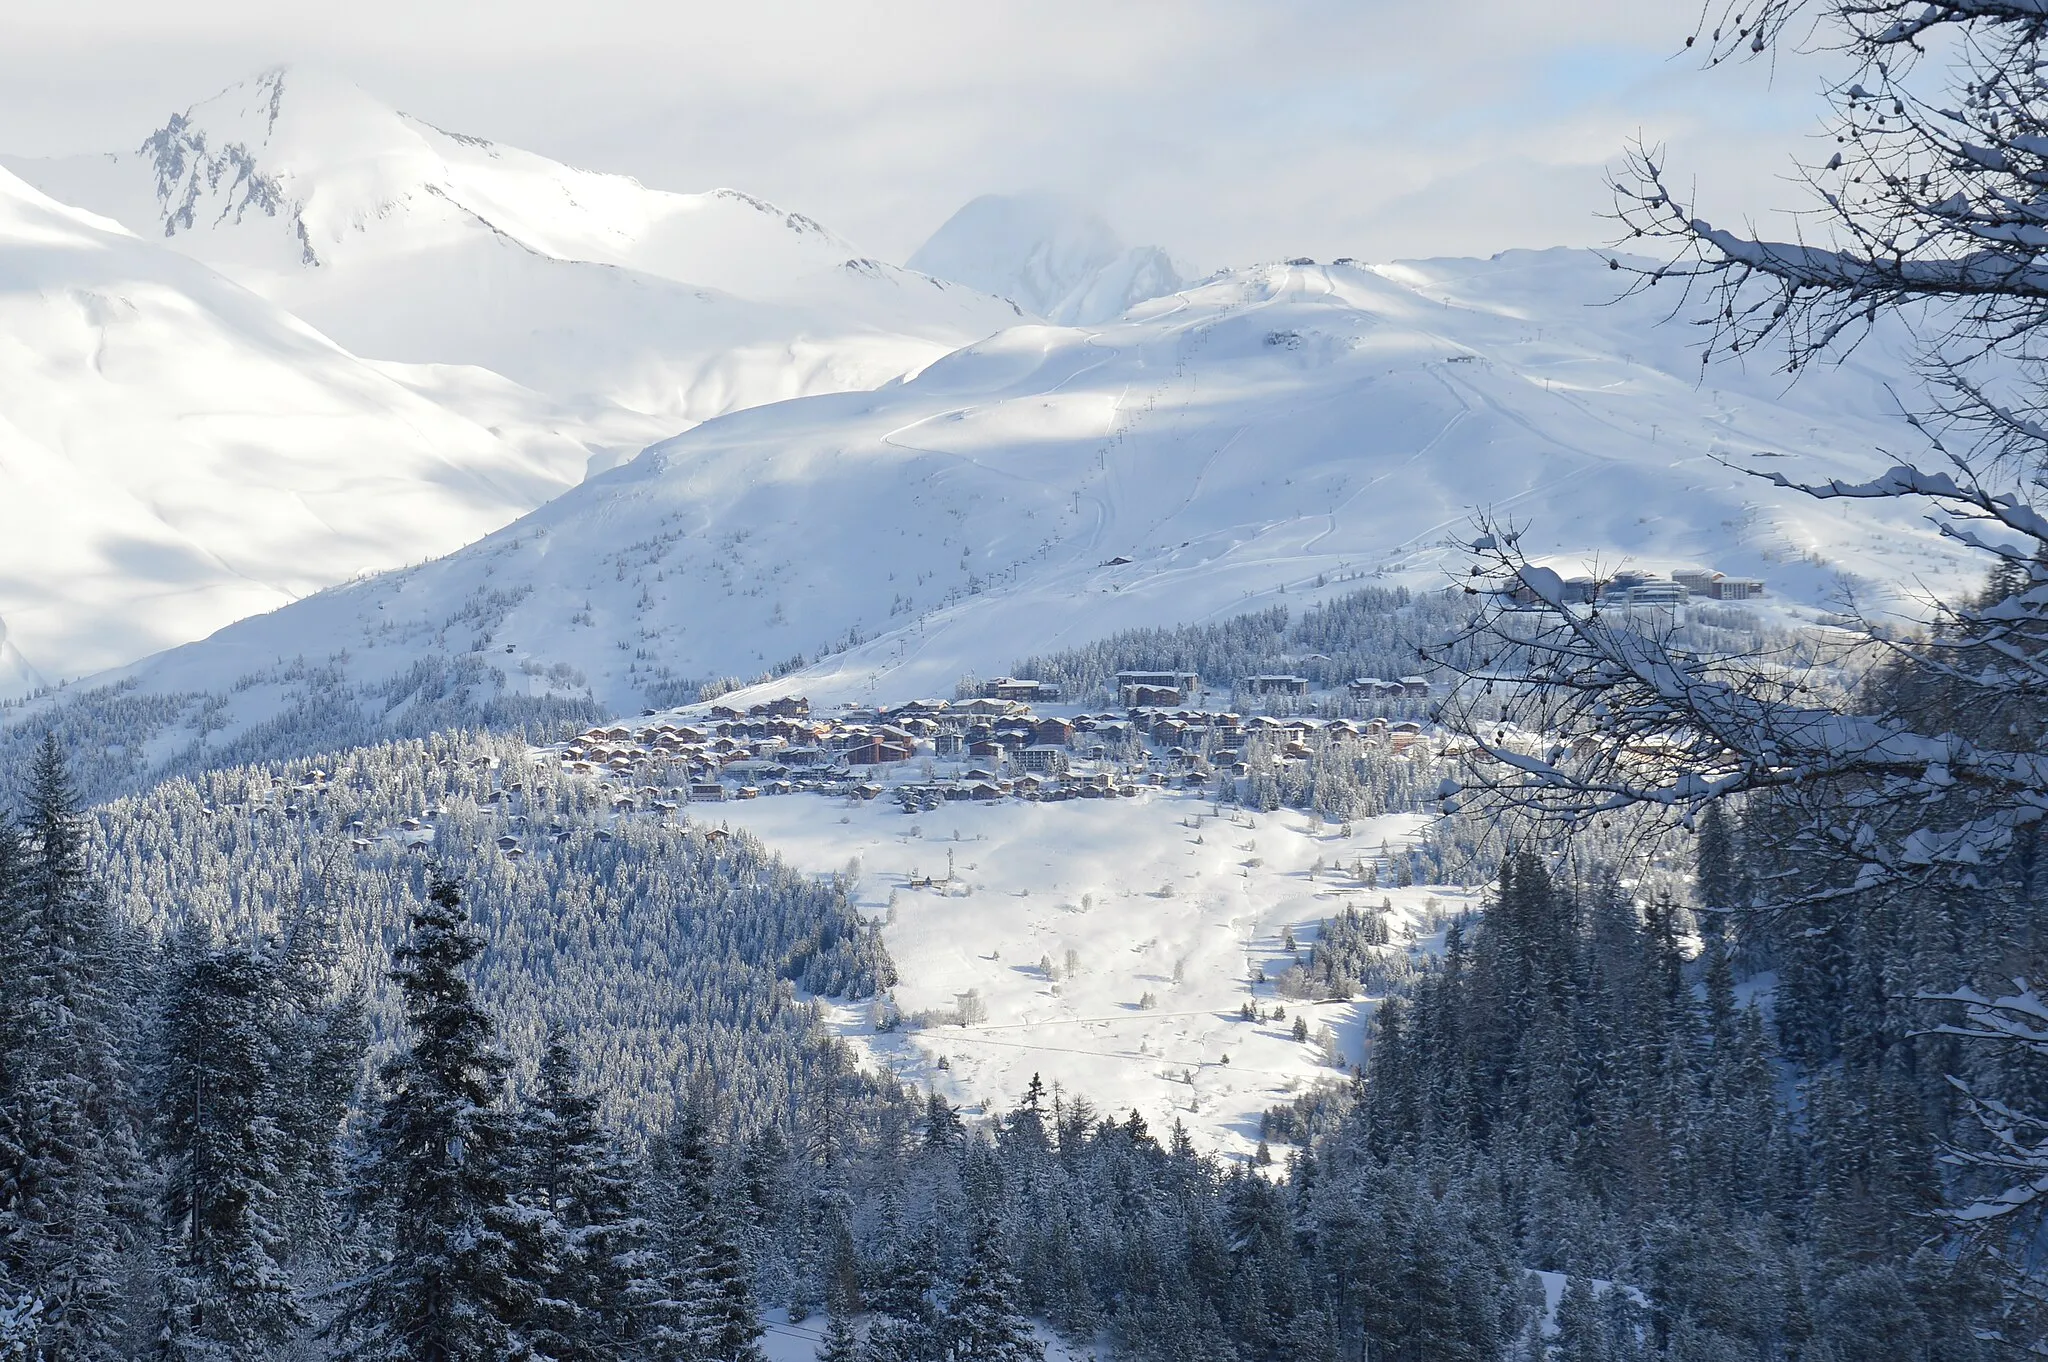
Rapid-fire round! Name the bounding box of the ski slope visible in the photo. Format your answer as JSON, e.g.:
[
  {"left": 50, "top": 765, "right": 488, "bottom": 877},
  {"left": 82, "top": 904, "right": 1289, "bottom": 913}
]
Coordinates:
[
  {"left": 709, "top": 790, "right": 1467, "bottom": 1161},
  {"left": 6, "top": 66, "right": 1024, "bottom": 434}
]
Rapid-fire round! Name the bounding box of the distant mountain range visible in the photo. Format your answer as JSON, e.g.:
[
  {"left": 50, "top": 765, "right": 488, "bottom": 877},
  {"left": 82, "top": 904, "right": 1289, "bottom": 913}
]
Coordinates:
[
  {"left": 0, "top": 64, "right": 1966, "bottom": 753},
  {"left": 0, "top": 67, "right": 1061, "bottom": 689},
  {"left": 6, "top": 66, "right": 1027, "bottom": 437},
  {"left": 69, "top": 248, "right": 1969, "bottom": 779}
]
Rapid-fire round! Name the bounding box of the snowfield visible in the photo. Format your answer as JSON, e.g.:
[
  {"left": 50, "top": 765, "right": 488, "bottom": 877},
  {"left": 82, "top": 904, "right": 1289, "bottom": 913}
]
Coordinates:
[
  {"left": 0, "top": 165, "right": 601, "bottom": 690},
  {"left": 703, "top": 788, "right": 1469, "bottom": 1160}
]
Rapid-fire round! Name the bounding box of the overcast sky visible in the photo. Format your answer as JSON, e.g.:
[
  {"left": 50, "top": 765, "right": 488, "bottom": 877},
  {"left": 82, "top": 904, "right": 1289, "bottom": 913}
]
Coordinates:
[{"left": 0, "top": 0, "right": 1834, "bottom": 270}]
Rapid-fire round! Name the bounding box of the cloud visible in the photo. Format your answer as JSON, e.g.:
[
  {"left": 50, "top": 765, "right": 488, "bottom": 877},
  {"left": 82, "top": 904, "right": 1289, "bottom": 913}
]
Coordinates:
[{"left": 0, "top": 0, "right": 1837, "bottom": 268}]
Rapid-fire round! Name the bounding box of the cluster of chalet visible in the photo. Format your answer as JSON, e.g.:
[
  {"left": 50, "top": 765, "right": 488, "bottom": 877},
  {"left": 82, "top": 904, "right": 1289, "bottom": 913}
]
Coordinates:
[
  {"left": 540, "top": 683, "right": 1437, "bottom": 810},
  {"left": 985, "top": 670, "right": 1431, "bottom": 706},
  {"left": 1511, "top": 566, "right": 1766, "bottom": 608}
]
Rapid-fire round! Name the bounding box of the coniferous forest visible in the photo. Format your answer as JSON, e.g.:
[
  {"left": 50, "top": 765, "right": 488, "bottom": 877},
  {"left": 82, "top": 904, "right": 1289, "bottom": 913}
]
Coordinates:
[{"left": 0, "top": 630, "right": 2038, "bottom": 1361}]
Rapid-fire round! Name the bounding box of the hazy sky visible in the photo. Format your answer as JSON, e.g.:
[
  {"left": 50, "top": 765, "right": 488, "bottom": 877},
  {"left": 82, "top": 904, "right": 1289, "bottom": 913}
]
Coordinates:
[{"left": 0, "top": 0, "right": 1833, "bottom": 270}]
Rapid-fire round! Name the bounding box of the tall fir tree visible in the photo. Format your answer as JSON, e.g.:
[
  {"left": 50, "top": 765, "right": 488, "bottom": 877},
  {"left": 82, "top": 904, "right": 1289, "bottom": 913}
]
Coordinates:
[
  {"left": 0, "top": 736, "right": 142, "bottom": 1360},
  {"left": 153, "top": 926, "right": 302, "bottom": 1358},
  {"left": 516, "top": 1025, "right": 643, "bottom": 1362},
  {"left": 942, "top": 1213, "right": 1041, "bottom": 1362},
  {"left": 644, "top": 1107, "right": 765, "bottom": 1362},
  {"left": 336, "top": 874, "right": 550, "bottom": 1362}
]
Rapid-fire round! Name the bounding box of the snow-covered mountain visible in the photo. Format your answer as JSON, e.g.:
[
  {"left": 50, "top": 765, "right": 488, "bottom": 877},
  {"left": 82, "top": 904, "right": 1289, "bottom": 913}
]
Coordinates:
[
  {"left": 77, "top": 249, "right": 1972, "bottom": 746},
  {"left": 6, "top": 66, "right": 1023, "bottom": 433},
  {"left": 909, "top": 194, "right": 1185, "bottom": 325},
  {"left": 0, "top": 164, "right": 619, "bottom": 691}
]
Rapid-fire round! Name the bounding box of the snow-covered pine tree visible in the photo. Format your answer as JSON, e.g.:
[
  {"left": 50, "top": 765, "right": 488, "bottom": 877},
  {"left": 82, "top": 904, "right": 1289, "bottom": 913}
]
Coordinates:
[
  {"left": 860, "top": 1219, "right": 943, "bottom": 1362},
  {"left": 517, "top": 1024, "right": 643, "bottom": 1362},
  {"left": 817, "top": 1302, "right": 860, "bottom": 1362},
  {"left": 643, "top": 1107, "right": 765, "bottom": 1362},
  {"left": 0, "top": 735, "right": 143, "bottom": 1360},
  {"left": 942, "top": 1214, "right": 1041, "bottom": 1362},
  {"left": 269, "top": 870, "right": 368, "bottom": 1267},
  {"left": 336, "top": 873, "right": 551, "bottom": 1362},
  {"left": 153, "top": 925, "right": 302, "bottom": 1357}
]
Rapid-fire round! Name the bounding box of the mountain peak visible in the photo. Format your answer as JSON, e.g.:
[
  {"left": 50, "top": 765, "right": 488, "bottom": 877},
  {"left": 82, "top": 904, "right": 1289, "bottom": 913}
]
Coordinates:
[{"left": 908, "top": 193, "right": 1186, "bottom": 324}]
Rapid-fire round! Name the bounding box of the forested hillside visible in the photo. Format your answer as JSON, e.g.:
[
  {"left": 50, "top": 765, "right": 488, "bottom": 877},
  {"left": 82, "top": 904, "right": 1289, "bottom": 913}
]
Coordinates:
[{"left": 0, "top": 706, "right": 2021, "bottom": 1359}]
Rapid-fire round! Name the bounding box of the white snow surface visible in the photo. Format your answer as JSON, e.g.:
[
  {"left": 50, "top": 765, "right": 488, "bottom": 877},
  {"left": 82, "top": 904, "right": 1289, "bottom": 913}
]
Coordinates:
[
  {"left": 84, "top": 247, "right": 1978, "bottom": 730},
  {"left": 691, "top": 789, "right": 1466, "bottom": 1160},
  {"left": 909, "top": 193, "right": 1187, "bottom": 325},
  {"left": 6, "top": 66, "right": 1023, "bottom": 434},
  {"left": 0, "top": 164, "right": 608, "bottom": 689}
]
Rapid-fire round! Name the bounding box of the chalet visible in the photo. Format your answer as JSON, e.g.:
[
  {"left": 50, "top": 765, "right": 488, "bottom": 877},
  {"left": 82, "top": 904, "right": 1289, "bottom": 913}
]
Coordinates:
[
  {"left": 1348, "top": 678, "right": 1406, "bottom": 699},
  {"left": 1243, "top": 675, "right": 1311, "bottom": 696},
  {"left": 1123, "top": 684, "right": 1184, "bottom": 707},
  {"left": 1398, "top": 676, "right": 1431, "bottom": 697},
  {"left": 688, "top": 783, "right": 727, "bottom": 802},
  {"left": 1033, "top": 718, "right": 1075, "bottom": 747},
  {"left": 934, "top": 732, "right": 966, "bottom": 758},
  {"left": 752, "top": 695, "right": 811, "bottom": 718},
  {"left": 844, "top": 737, "right": 915, "bottom": 765}
]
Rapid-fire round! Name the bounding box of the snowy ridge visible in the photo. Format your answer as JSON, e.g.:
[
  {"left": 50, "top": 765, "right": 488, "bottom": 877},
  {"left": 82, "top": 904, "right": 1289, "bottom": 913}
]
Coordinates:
[
  {"left": 5, "top": 67, "right": 1023, "bottom": 432},
  {"left": 909, "top": 193, "right": 1187, "bottom": 325},
  {"left": 46, "top": 248, "right": 1975, "bottom": 758},
  {"left": 0, "top": 164, "right": 611, "bottom": 687}
]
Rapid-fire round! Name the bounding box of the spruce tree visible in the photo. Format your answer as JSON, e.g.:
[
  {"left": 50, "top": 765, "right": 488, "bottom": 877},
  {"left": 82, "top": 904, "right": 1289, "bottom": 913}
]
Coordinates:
[
  {"left": 942, "top": 1214, "right": 1041, "bottom": 1362},
  {"left": 270, "top": 883, "right": 367, "bottom": 1264},
  {"left": 154, "top": 926, "right": 302, "bottom": 1357},
  {"left": 862, "top": 1220, "right": 942, "bottom": 1362},
  {"left": 1553, "top": 1274, "right": 1611, "bottom": 1362},
  {"left": 517, "top": 1025, "right": 642, "bottom": 1362},
  {"left": 644, "top": 1108, "right": 765, "bottom": 1362},
  {"left": 816, "top": 1297, "right": 859, "bottom": 1362},
  {"left": 336, "top": 874, "right": 549, "bottom": 1361},
  {"left": 0, "top": 735, "right": 141, "bottom": 1360}
]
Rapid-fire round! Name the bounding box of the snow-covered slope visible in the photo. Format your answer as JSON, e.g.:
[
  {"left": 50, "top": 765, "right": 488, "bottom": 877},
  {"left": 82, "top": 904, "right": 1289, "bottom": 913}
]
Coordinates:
[
  {"left": 81, "top": 248, "right": 1974, "bottom": 736},
  {"left": 0, "top": 164, "right": 615, "bottom": 690},
  {"left": 712, "top": 792, "right": 1467, "bottom": 1160},
  {"left": 909, "top": 194, "right": 1185, "bottom": 325},
  {"left": 5, "top": 67, "right": 1021, "bottom": 432}
]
